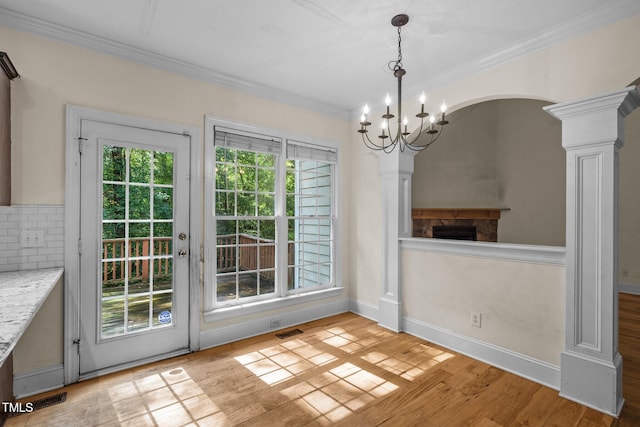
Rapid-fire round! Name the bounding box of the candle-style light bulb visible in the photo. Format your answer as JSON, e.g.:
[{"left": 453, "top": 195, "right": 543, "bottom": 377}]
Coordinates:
[
  {"left": 427, "top": 114, "right": 438, "bottom": 134},
  {"left": 439, "top": 101, "right": 448, "bottom": 125},
  {"left": 403, "top": 115, "right": 409, "bottom": 126},
  {"left": 359, "top": 104, "right": 371, "bottom": 130},
  {"left": 417, "top": 92, "right": 427, "bottom": 117},
  {"left": 379, "top": 120, "right": 388, "bottom": 139},
  {"left": 385, "top": 93, "right": 392, "bottom": 106}
]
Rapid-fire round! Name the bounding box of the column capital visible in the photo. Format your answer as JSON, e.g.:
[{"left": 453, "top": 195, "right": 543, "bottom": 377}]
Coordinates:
[
  {"left": 376, "top": 148, "right": 419, "bottom": 176},
  {"left": 544, "top": 86, "right": 640, "bottom": 150},
  {"left": 544, "top": 86, "right": 640, "bottom": 120}
]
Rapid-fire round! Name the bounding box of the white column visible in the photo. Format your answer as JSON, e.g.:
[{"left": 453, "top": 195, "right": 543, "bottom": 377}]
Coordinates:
[
  {"left": 545, "top": 86, "right": 640, "bottom": 416},
  {"left": 376, "top": 148, "right": 417, "bottom": 332}
]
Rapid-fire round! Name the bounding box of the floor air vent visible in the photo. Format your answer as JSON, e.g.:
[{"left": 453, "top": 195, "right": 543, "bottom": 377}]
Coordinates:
[
  {"left": 9, "top": 392, "right": 67, "bottom": 417},
  {"left": 276, "top": 328, "right": 303, "bottom": 339}
]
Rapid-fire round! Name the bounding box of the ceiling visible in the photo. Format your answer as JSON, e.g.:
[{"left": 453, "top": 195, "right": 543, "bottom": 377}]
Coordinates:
[{"left": 1, "top": 0, "right": 639, "bottom": 117}]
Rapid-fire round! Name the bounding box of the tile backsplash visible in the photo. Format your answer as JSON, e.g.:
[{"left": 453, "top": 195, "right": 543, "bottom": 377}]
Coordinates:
[{"left": 0, "top": 205, "right": 64, "bottom": 272}]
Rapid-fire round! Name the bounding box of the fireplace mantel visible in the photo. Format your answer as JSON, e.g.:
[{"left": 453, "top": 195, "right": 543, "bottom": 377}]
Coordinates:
[
  {"left": 412, "top": 208, "right": 503, "bottom": 242},
  {"left": 412, "top": 208, "right": 501, "bottom": 220}
]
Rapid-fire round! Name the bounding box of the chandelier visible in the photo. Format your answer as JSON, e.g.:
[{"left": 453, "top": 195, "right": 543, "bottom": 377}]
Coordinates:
[{"left": 358, "top": 14, "right": 449, "bottom": 153}]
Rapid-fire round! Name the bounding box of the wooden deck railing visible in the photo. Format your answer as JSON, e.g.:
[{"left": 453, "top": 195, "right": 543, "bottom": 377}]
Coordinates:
[
  {"left": 102, "top": 234, "right": 293, "bottom": 284},
  {"left": 103, "top": 237, "right": 172, "bottom": 283},
  {"left": 217, "top": 234, "right": 294, "bottom": 282}
]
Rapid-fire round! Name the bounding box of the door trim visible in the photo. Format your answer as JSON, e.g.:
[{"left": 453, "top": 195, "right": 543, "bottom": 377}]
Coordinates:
[{"left": 64, "top": 105, "right": 201, "bottom": 385}]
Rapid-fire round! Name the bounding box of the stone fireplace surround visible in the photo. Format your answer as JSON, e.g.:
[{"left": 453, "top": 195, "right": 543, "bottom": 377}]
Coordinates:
[{"left": 412, "top": 208, "right": 501, "bottom": 242}]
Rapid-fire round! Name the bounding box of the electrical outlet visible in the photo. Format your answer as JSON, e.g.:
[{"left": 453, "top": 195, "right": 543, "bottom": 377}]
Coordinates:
[
  {"left": 471, "top": 311, "right": 482, "bottom": 328},
  {"left": 622, "top": 269, "right": 630, "bottom": 278},
  {"left": 21, "top": 230, "right": 45, "bottom": 248},
  {"left": 270, "top": 318, "right": 281, "bottom": 329}
]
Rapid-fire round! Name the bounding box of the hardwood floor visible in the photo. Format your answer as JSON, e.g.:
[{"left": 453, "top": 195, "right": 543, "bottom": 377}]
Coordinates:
[{"left": 7, "top": 302, "right": 640, "bottom": 426}]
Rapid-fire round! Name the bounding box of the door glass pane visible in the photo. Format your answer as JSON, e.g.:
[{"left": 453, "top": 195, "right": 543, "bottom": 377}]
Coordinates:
[
  {"left": 154, "top": 188, "right": 173, "bottom": 219},
  {"left": 154, "top": 258, "right": 172, "bottom": 292},
  {"left": 101, "top": 145, "right": 176, "bottom": 338},
  {"left": 152, "top": 293, "right": 174, "bottom": 327},
  {"left": 103, "top": 145, "right": 126, "bottom": 182},
  {"left": 128, "top": 295, "right": 150, "bottom": 331},
  {"left": 102, "top": 261, "right": 125, "bottom": 297},
  {"left": 129, "top": 185, "right": 150, "bottom": 219},
  {"left": 102, "top": 298, "right": 125, "bottom": 337},
  {"left": 129, "top": 149, "right": 151, "bottom": 183},
  {"left": 153, "top": 223, "right": 173, "bottom": 256},
  {"left": 153, "top": 151, "right": 173, "bottom": 185},
  {"left": 103, "top": 184, "right": 125, "bottom": 220}
]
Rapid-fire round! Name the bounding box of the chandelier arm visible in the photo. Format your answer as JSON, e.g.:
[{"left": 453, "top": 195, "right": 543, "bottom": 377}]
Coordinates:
[
  {"left": 384, "top": 141, "right": 398, "bottom": 154},
  {"left": 361, "top": 131, "right": 391, "bottom": 151},
  {"left": 422, "top": 125, "right": 447, "bottom": 150},
  {"left": 403, "top": 118, "right": 426, "bottom": 147},
  {"left": 362, "top": 133, "right": 383, "bottom": 150}
]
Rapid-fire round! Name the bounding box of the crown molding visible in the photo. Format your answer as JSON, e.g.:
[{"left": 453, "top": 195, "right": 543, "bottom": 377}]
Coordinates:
[
  {"left": 0, "top": 7, "right": 350, "bottom": 120},
  {"left": 411, "top": 0, "right": 640, "bottom": 95}
]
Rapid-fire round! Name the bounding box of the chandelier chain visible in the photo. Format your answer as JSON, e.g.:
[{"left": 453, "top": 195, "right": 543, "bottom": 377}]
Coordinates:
[{"left": 388, "top": 26, "right": 403, "bottom": 72}]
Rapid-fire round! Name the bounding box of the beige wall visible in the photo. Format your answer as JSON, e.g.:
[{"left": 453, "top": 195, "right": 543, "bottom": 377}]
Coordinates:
[
  {"left": 349, "top": 13, "right": 640, "bottom": 356},
  {"left": 402, "top": 250, "right": 564, "bottom": 364},
  {"left": 495, "top": 100, "right": 565, "bottom": 246},
  {"left": 412, "top": 101, "right": 500, "bottom": 209},
  {"left": 13, "top": 277, "right": 63, "bottom": 374}
]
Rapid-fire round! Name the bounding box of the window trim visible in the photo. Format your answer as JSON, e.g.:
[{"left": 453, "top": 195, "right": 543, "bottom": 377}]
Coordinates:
[{"left": 203, "top": 116, "right": 341, "bottom": 318}]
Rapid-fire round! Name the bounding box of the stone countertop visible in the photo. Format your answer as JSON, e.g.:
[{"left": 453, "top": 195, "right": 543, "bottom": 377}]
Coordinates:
[{"left": 0, "top": 268, "right": 63, "bottom": 366}]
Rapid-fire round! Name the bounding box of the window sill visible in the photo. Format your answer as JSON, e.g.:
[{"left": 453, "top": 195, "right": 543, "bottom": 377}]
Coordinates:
[{"left": 203, "top": 287, "right": 344, "bottom": 323}]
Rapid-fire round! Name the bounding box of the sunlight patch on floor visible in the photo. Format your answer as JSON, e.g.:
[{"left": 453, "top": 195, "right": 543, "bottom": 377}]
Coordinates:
[
  {"left": 360, "top": 342, "right": 455, "bottom": 381},
  {"left": 283, "top": 362, "right": 399, "bottom": 423},
  {"left": 235, "top": 339, "right": 338, "bottom": 385},
  {"left": 107, "top": 367, "right": 226, "bottom": 426}
]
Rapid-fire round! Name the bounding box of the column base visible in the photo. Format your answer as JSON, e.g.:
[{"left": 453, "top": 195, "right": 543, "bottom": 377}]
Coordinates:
[
  {"left": 560, "top": 350, "right": 624, "bottom": 416},
  {"left": 377, "top": 297, "right": 402, "bottom": 332}
]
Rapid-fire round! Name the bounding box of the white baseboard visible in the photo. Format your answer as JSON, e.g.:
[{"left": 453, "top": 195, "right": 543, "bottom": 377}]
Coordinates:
[
  {"left": 13, "top": 364, "right": 65, "bottom": 398},
  {"left": 349, "top": 299, "right": 378, "bottom": 322},
  {"left": 619, "top": 281, "right": 640, "bottom": 295},
  {"left": 403, "top": 316, "right": 561, "bottom": 390},
  {"left": 200, "top": 298, "right": 349, "bottom": 350},
  {"left": 350, "top": 299, "right": 560, "bottom": 390}
]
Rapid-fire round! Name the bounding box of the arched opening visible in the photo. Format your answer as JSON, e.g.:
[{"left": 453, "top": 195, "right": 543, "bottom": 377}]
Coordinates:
[{"left": 411, "top": 98, "right": 564, "bottom": 246}]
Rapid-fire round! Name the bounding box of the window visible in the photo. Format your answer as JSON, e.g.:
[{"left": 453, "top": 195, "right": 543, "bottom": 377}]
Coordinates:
[
  {"left": 286, "top": 142, "right": 335, "bottom": 291},
  {"left": 205, "top": 122, "right": 337, "bottom": 313}
]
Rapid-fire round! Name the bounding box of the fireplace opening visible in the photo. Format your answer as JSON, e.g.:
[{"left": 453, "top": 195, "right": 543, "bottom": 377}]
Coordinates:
[{"left": 432, "top": 225, "right": 477, "bottom": 241}]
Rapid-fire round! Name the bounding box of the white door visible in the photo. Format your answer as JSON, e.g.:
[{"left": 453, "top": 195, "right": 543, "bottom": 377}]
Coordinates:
[{"left": 78, "top": 120, "right": 190, "bottom": 377}]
